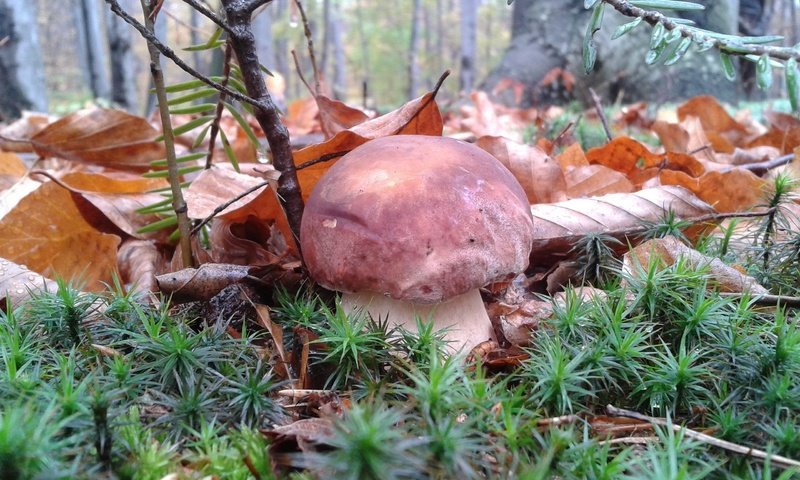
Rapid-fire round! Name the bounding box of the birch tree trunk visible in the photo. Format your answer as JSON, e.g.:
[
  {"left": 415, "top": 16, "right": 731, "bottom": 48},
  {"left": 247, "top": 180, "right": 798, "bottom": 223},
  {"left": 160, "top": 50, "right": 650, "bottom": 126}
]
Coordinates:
[
  {"left": 76, "top": 0, "right": 111, "bottom": 101},
  {"left": 407, "top": 0, "right": 421, "bottom": 99},
  {"left": 459, "top": 0, "right": 477, "bottom": 92},
  {"left": 105, "top": 0, "right": 138, "bottom": 111},
  {"left": 0, "top": 0, "right": 48, "bottom": 119}
]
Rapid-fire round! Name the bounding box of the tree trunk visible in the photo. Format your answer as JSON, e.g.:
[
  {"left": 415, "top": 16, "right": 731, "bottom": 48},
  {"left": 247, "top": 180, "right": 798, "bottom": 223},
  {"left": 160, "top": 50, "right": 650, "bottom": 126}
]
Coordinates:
[
  {"left": 407, "top": 0, "right": 421, "bottom": 99},
  {"left": 460, "top": 0, "right": 477, "bottom": 92},
  {"left": 76, "top": 0, "right": 111, "bottom": 101},
  {"left": 484, "top": 0, "right": 741, "bottom": 106},
  {"left": 105, "top": 0, "right": 138, "bottom": 112},
  {"left": 189, "top": 5, "right": 204, "bottom": 74},
  {"left": 355, "top": 0, "right": 370, "bottom": 106},
  {"left": 0, "top": 0, "right": 48, "bottom": 120},
  {"left": 319, "top": 0, "right": 331, "bottom": 83},
  {"left": 331, "top": 0, "right": 346, "bottom": 100}
]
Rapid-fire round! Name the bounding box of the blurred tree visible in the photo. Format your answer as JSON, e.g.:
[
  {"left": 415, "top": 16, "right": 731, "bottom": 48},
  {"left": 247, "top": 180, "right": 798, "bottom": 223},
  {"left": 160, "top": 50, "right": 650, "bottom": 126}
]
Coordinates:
[
  {"left": 459, "top": 0, "right": 477, "bottom": 92},
  {"left": 483, "top": 0, "right": 743, "bottom": 106},
  {"left": 0, "top": 0, "right": 48, "bottom": 119},
  {"left": 75, "top": 0, "right": 111, "bottom": 101},
  {"left": 407, "top": 0, "right": 421, "bottom": 99},
  {"left": 104, "top": 0, "right": 137, "bottom": 111}
]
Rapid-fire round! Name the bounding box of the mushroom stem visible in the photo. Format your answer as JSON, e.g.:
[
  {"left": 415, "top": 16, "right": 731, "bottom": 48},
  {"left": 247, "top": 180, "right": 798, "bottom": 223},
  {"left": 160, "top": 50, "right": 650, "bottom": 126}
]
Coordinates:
[{"left": 340, "top": 289, "right": 496, "bottom": 354}]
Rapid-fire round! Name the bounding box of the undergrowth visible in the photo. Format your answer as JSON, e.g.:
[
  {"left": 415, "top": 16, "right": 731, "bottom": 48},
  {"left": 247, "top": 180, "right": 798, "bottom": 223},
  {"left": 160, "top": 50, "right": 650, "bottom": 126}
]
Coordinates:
[{"left": 2, "top": 176, "right": 800, "bottom": 479}]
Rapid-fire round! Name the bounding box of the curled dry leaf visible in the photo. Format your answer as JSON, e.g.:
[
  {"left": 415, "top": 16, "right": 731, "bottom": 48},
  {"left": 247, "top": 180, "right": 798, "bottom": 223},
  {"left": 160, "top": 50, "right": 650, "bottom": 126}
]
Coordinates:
[
  {"left": 586, "top": 136, "right": 705, "bottom": 187},
  {"left": 210, "top": 217, "right": 282, "bottom": 265},
  {"left": 676, "top": 96, "right": 749, "bottom": 153},
  {"left": 476, "top": 135, "right": 567, "bottom": 204},
  {"left": 564, "top": 164, "right": 634, "bottom": 198},
  {"left": 155, "top": 263, "right": 261, "bottom": 303},
  {"left": 529, "top": 186, "right": 715, "bottom": 267},
  {"left": 491, "top": 299, "right": 552, "bottom": 347},
  {"left": 292, "top": 90, "right": 442, "bottom": 199},
  {"left": 0, "top": 257, "right": 59, "bottom": 309},
  {"left": 284, "top": 98, "right": 321, "bottom": 136},
  {"left": 0, "top": 152, "right": 27, "bottom": 190},
  {"left": 0, "top": 180, "right": 120, "bottom": 290},
  {"left": 659, "top": 168, "right": 767, "bottom": 213},
  {"left": 651, "top": 116, "right": 716, "bottom": 164},
  {"left": 117, "top": 239, "right": 162, "bottom": 293},
  {"left": 0, "top": 111, "right": 54, "bottom": 152},
  {"left": 623, "top": 236, "right": 767, "bottom": 294},
  {"left": 30, "top": 108, "right": 165, "bottom": 171},
  {"left": 315, "top": 94, "right": 370, "bottom": 138}
]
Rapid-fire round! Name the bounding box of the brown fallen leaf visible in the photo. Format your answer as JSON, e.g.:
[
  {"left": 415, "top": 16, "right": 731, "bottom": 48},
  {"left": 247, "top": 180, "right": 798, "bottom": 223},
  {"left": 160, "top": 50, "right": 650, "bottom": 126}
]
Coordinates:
[
  {"left": 476, "top": 135, "right": 567, "bottom": 204},
  {"left": 284, "top": 98, "right": 321, "bottom": 137},
  {"left": 0, "top": 180, "right": 120, "bottom": 290},
  {"left": 0, "top": 257, "right": 59, "bottom": 309},
  {"left": 651, "top": 116, "right": 716, "bottom": 164},
  {"left": 659, "top": 168, "right": 767, "bottom": 213},
  {"left": 30, "top": 108, "right": 165, "bottom": 171},
  {"left": 0, "top": 111, "right": 54, "bottom": 152},
  {"left": 586, "top": 136, "right": 705, "bottom": 187},
  {"left": 117, "top": 239, "right": 162, "bottom": 293},
  {"left": 315, "top": 94, "right": 370, "bottom": 138},
  {"left": 0, "top": 152, "right": 27, "bottom": 190},
  {"left": 623, "top": 236, "right": 767, "bottom": 294},
  {"left": 292, "top": 90, "right": 443, "bottom": 199},
  {"left": 676, "top": 96, "right": 749, "bottom": 153},
  {"left": 529, "top": 186, "right": 715, "bottom": 268},
  {"left": 564, "top": 164, "right": 635, "bottom": 198},
  {"left": 155, "top": 262, "right": 296, "bottom": 303}
]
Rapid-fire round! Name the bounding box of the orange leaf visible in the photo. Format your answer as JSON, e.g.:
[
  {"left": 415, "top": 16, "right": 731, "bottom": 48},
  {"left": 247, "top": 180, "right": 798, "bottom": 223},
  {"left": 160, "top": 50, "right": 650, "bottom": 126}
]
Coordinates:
[
  {"left": 31, "top": 108, "right": 165, "bottom": 170},
  {"left": 316, "top": 95, "right": 370, "bottom": 139},
  {"left": 564, "top": 164, "right": 634, "bottom": 198},
  {"left": 676, "top": 96, "right": 748, "bottom": 152},
  {"left": 659, "top": 168, "right": 767, "bottom": 213},
  {"left": 555, "top": 142, "right": 589, "bottom": 170},
  {"left": 0, "top": 181, "right": 120, "bottom": 290}
]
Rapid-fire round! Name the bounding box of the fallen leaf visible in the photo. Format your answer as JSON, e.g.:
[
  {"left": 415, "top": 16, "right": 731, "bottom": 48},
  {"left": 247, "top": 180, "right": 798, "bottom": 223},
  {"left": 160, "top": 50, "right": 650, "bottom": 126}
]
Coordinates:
[
  {"left": 0, "top": 257, "right": 59, "bottom": 309},
  {"left": 564, "top": 164, "right": 635, "bottom": 198},
  {"left": 30, "top": 108, "right": 165, "bottom": 170},
  {"left": 315, "top": 94, "right": 370, "bottom": 138},
  {"left": 0, "top": 152, "right": 27, "bottom": 190},
  {"left": 0, "top": 180, "right": 120, "bottom": 290},
  {"left": 651, "top": 116, "right": 715, "bottom": 163},
  {"left": 529, "top": 186, "right": 715, "bottom": 267},
  {"left": 0, "top": 111, "right": 54, "bottom": 152},
  {"left": 293, "top": 90, "right": 442, "bottom": 199},
  {"left": 676, "top": 96, "right": 749, "bottom": 153},
  {"left": 585, "top": 137, "right": 705, "bottom": 187},
  {"left": 555, "top": 142, "right": 589, "bottom": 170},
  {"left": 476, "top": 135, "right": 567, "bottom": 204},
  {"left": 623, "top": 236, "right": 768, "bottom": 294},
  {"left": 117, "top": 239, "right": 162, "bottom": 293},
  {"left": 659, "top": 169, "right": 767, "bottom": 212},
  {"left": 284, "top": 98, "right": 320, "bottom": 136},
  {"left": 155, "top": 263, "right": 261, "bottom": 302}
]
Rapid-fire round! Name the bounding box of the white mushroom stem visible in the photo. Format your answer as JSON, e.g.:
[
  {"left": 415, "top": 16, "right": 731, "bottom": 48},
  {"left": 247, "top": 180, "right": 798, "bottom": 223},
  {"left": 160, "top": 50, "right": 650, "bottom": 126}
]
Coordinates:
[{"left": 340, "top": 289, "right": 496, "bottom": 354}]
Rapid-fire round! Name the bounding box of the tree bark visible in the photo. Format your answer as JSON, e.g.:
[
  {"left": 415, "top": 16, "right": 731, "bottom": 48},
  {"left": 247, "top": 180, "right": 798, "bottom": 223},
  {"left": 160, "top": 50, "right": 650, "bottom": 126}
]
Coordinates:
[
  {"left": 105, "top": 0, "right": 138, "bottom": 111},
  {"left": 484, "top": 0, "right": 742, "bottom": 106},
  {"left": 459, "top": 0, "right": 477, "bottom": 92},
  {"left": 0, "top": 0, "right": 48, "bottom": 119},
  {"left": 407, "top": 0, "right": 421, "bottom": 99},
  {"left": 77, "top": 0, "right": 112, "bottom": 101}
]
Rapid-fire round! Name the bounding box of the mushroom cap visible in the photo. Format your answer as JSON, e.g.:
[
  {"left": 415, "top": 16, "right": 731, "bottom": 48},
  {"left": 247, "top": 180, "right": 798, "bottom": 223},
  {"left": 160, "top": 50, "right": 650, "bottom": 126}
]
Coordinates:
[{"left": 300, "top": 135, "right": 534, "bottom": 304}]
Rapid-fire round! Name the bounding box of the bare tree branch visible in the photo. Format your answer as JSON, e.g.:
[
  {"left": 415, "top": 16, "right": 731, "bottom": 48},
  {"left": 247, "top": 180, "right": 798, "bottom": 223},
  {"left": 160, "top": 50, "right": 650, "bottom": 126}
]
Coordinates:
[{"left": 179, "top": 0, "right": 232, "bottom": 34}]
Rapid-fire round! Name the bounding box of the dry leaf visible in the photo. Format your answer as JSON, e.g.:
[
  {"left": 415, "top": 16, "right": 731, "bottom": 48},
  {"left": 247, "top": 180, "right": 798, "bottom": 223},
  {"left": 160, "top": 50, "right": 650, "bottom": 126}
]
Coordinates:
[
  {"left": 0, "top": 257, "right": 59, "bottom": 309},
  {"left": 623, "top": 236, "right": 767, "bottom": 294},
  {"left": 476, "top": 135, "right": 567, "bottom": 204},
  {"left": 529, "top": 186, "right": 715, "bottom": 267},
  {"left": 651, "top": 116, "right": 715, "bottom": 163},
  {"left": 315, "top": 95, "right": 370, "bottom": 138},
  {"left": 284, "top": 98, "right": 320, "bottom": 136},
  {"left": 0, "top": 180, "right": 120, "bottom": 290},
  {"left": 564, "top": 165, "right": 635, "bottom": 198},
  {"left": 0, "top": 111, "right": 54, "bottom": 152},
  {"left": 117, "top": 239, "right": 162, "bottom": 292},
  {"left": 155, "top": 263, "right": 261, "bottom": 302},
  {"left": 293, "top": 90, "right": 442, "bottom": 199},
  {"left": 586, "top": 137, "right": 705, "bottom": 187},
  {"left": 30, "top": 108, "right": 165, "bottom": 170},
  {"left": 555, "top": 142, "right": 589, "bottom": 170},
  {"left": 0, "top": 152, "right": 27, "bottom": 190},
  {"left": 659, "top": 168, "right": 767, "bottom": 212},
  {"left": 676, "top": 96, "right": 749, "bottom": 153}
]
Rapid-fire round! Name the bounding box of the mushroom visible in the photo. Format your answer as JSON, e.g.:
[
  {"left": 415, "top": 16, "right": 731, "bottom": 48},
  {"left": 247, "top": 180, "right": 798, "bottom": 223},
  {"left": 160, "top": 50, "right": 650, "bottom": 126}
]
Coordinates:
[{"left": 300, "top": 135, "right": 534, "bottom": 353}]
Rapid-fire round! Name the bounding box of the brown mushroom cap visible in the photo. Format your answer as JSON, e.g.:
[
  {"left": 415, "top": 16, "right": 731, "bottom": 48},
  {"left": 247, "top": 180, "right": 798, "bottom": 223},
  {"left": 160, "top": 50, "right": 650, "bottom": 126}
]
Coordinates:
[{"left": 300, "top": 135, "right": 534, "bottom": 304}]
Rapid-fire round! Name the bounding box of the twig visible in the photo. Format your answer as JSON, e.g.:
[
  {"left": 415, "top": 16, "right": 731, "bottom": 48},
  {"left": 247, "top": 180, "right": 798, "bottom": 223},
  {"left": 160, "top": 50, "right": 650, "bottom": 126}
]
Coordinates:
[
  {"left": 292, "top": 0, "right": 321, "bottom": 94},
  {"left": 141, "top": 0, "right": 194, "bottom": 268},
  {"left": 222, "top": 0, "right": 305, "bottom": 257},
  {"left": 180, "top": 0, "right": 233, "bottom": 35},
  {"left": 589, "top": 88, "right": 612, "bottom": 142},
  {"left": 105, "top": 0, "right": 260, "bottom": 110},
  {"left": 291, "top": 49, "right": 314, "bottom": 96},
  {"left": 607, "top": 405, "right": 800, "bottom": 469},
  {"left": 720, "top": 292, "right": 800, "bottom": 308},
  {"left": 598, "top": 436, "right": 658, "bottom": 446},
  {"left": 189, "top": 180, "right": 270, "bottom": 235},
  {"left": 204, "top": 41, "right": 233, "bottom": 169},
  {"left": 739, "top": 152, "right": 795, "bottom": 176},
  {"left": 603, "top": 0, "right": 800, "bottom": 62},
  {"left": 296, "top": 150, "right": 347, "bottom": 170}
]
